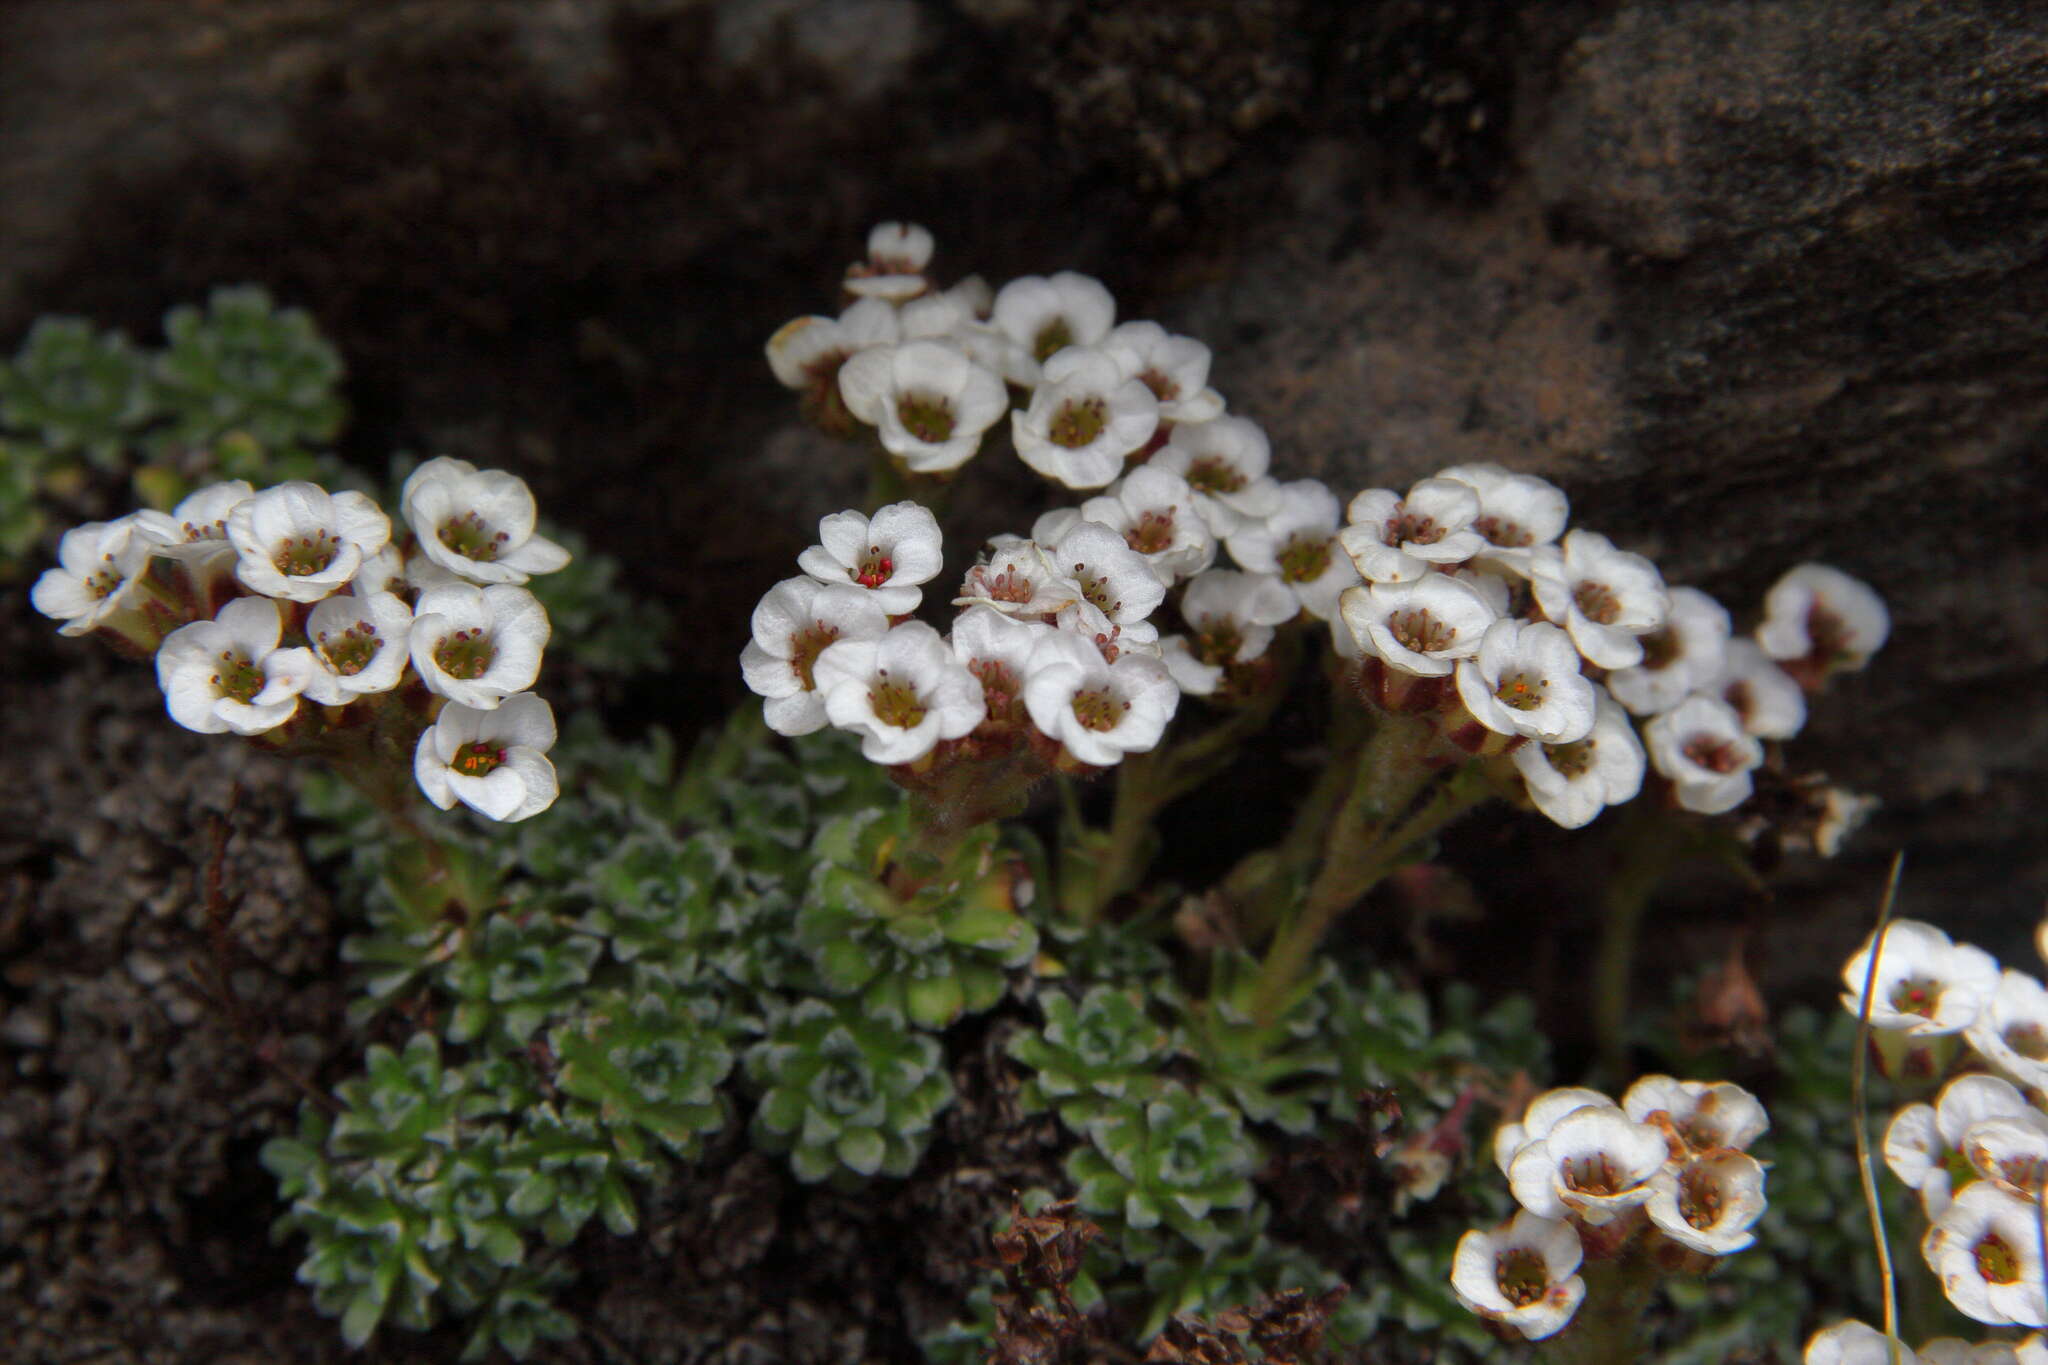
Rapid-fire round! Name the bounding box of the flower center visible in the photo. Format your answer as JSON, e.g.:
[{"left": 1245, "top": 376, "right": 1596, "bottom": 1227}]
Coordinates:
[
  {"left": 84, "top": 558, "right": 124, "bottom": 600},
  {"left": 1494, "top": 1248, "right": 1549, "bottom": 1307},
  {"left": 969, "top": 659, "right": 1021, "bottom": 721},
  {"left": 1074, "top": 564, "right": 1124, "bottom": 618},
  {"left": 452, "top": 740, "right": 506, "bottom": 777},
  {"left": 1393, "top": 509, "right": 1445, "bottom": 546},
  {"left": 2006, "top": 1022, "right": 2048, "bottom": 1061},
  {"left": 1682, "top": 734, "right": 1743, "bottom": 774},
  {"left": 318, "top": 621, "right": 383, "bottom": 677},
  {"left": 211, "top": 650, "right": 264, "bottom": 704},
  {"left": 1070, "top": 687, "right": 1129, "bottom": 733},
  {"left": 1888, "top": 975, "right": 1944, "bottom": 1018},
  {"left": 1561, "top": 1154, "right": 1623, "bottom": 1196},
  {"left": 439, "top": 511, "right": 511, "bottom": 564},
  {"left": 1494, "top": 670, "right": 1548, "bottom": 711},
  {"left": 980, "top": 565, "right": 1036, "bottom": 604},
  {"left": 789, "top": 622, "right": 840, "bottom": 691},
  {"left": 867, "top": 673, "right": 927, "bottom": 730},
  {"left": 180, "top": 518, "right": 230, "bottom": 543},
  {"left": 1638, "top": 626, "right": 1680, "bottom": 671},
  {"left": 1183, "top": 456, "right": 1245, "bottom": 495},
  {"left": 1048, "top": 397, "right": 1108, "bottom": 449},
  {"left": 1546, "top": 737, "right": 1595, "bottom": 779},
  {"left": 896, "top": 392, "right": 956, "bottom": 443},
  {"left": 1194, "top": 621, "right": 1244, "bottom": 667},
  {"left": 273, "top": 529, "right": 341, "bottom": 577},
  {"left": 1389, "top": 608, "right": 1453, "bottom": 655},
  {"left": 1136, "top": 367, "right": 1180, "bottom": 403},
  {"left": 1677, "top": 1166, "right": 1723, "bottom": 1229},
  {"left": 1033, "top": 318, "right": 1074, "bottom": 364},
  {"left": 1573, "top": 580, "right": 1622, "bottom": 625},
  {"left": 1975, "top": 1232, "right": 2021, "bottom": 1285},
  {"left": 1277, "top": 533, "right": 1331, "bottom": 585},
  {"left": 1808, "top": 603, "right": 1854, "bottom": 661},
  {"left": 855, "top": 546, "right": 896, "bottom": 590},
  {"left": 1474, "top": 515, "right": 1533, "bottom": 549},
  {"left": 1126, "top": 510, "right": 1177, "bottom": 556},
  {"left": 1987, "top": 1152, "right": 2048, "bottom": 1196},
  {"left": 433, "top": 628, "right": 497, "bottom": 681}
]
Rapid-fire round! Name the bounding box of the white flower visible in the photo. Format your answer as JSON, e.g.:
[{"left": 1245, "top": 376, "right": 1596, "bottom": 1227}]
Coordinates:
[
  {"left": 1758, "top": 563, "right": 1889, "bottom": 674},
  {"left": 765, "top": 297, "right": 901, "bottom": 418},
  {"left": 1012, "top": 346, "right": 1159, "bottom": 490},
  {"left": 1922, "top": 1181, "right": 2048, "bottom": 1326},
  {"left": 1339, "top": 478, "right": 1486, "bottom": 584},
  {"left": 991, "top": 271, "right": 1116, "bottom": 378},
  {"left": 1512, "top": 688, "right": 1646, "bottom": 829},
  {"left": 950, "top": 605, "right": 1051, "bottom": 727},
  {"left": 813, "top": 621, "right": 985, "bottom": 764},
  {"left": 1886, "top": 1075, "right": 2033, "bottom": 1219},
  {"left": 1714, "top": 638, "right": 1807, "bottom": 739},
  {"left": 352, "top": 543, "right": 406, "bottom": 596},
  {"left": 1508, "top": 1103, "right": 1669, "bottom": 1225},
  {"left": 1528, "top": 529, "right": 1670, "bottom": 669},
  {"left": 1149, "top": 416, "right": 1283, "bottom": 537},
  {"left": 1338, "top": 574, "right": 1497, "bottom": 677},
  {"left": 1805, "top": 1321, "right": 1920, "bottom": 1365},
  {"left": 1054, "top": 600, "right": 1160, "bottom": 665},
  {"left": 1607, "top": 586, "right": 1732, "bottom": 717},
  {"left": 843, "top": 221, "right": 934, "bottom": 301},
  {"left": 1454, "top": 618, "right": 1597, "bottom": 744},
  {"left": 267, "top": 591, "right": 414, "bottom": 705},
  {"left": 31, "top": 514, "right": 160, "bottom": 636},
  {"left": 1961, "top": 1110, "right": 2048, "bottom": 1203},
  {"left": 399, "top": 457, "right": 569, "bottom": 586},
  {"left": 740, "top": 577, "right": 891, "bottom": 736},
  {"left": 1448, "top": 1210, "right": 1586, "bottom": 1342},
  {"left": 1966, "top": 970, "right": 2048, "bottom": 1091},
  {"left": 154, "top": 596, "right": 305, "bottom": 735},
  {"left": 1621, "top": 1075, "right": 1769, "bottom": 1152},
  {"left": 134, "top": 479, "right": 253, "bottom": 575},
  {"left": 408, "top": 582, "right": 550, "bottom": 710},
  {"left": 227, "top": 481, "right": 393, "bottom": 602},
  {"left": 1226, "top": 480, "right": 1358, "bottom": 620},
  {"left": 1437, "top": 463, "right": 1570, "bottom": 570},
  {"left": 414, "top": 692, "right": 559, "bottom": 822},
  {"left": 1494, "top": 1087, "right": 1615, "bottom": 1175},
  {"left": 955, "top": 538, "right": 1083, "bottom": 620},
  {"left": 797, "top": 501, "right": 945, "bottom": 614},
  {"left": 1079, "top": 466, "right": 1216, "bottom": 586},
  {"left": 1646, "top": 1150, "right": 1768, "bottom": 1254},
  {"left": 1644, "top": 694, "right": 1763, "bottom": 814},
  {"left": 1022, "top": 629, "right": 1179, "bottom": 768},
  {"left": 836, "top": 339, "right": 1009, "bottom": 473},
  {"left": 1919, "top": 1340, "right": 2022, "bottom": 1365},
  {"left": 1181, "top": 569, "right": 1297, "bottom": 664},
  {"left": 1840, "top": 919, "right": 2001, "bottom": 1038},
  {"left": 1045, "top": 520, "right": 1166, "bottom": 626},
  {"left": 1100, "top": 321, "right": 1224, "bottom": 425}
]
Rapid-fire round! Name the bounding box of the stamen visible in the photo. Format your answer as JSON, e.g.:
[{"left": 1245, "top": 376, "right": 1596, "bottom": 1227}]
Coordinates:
[{"left": 1048, "top": 396, "right": 1108, "bottom": 449}]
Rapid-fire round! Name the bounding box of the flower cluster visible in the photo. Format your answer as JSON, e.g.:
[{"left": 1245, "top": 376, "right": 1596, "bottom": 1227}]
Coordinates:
[
  {"left": 1847, "top": 917, "right": 2048, "bottom": 1329},
  {"left": 1454, "top": 1077, "right": 1769, "bottom": 1340},
  {"left": 1803, "top": 1320, "right": 2048, "bottom": 1363},
  {"left": 30, "top": 456, "right": 570, "bottom": 822}
]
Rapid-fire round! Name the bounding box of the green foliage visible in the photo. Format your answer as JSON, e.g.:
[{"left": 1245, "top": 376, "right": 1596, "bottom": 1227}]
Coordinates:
[
  {"left": 1008, "top": 983, "right": 1175, "bottom": 1126},
  {"left": 1067, "top": 1083, "right": 1259, "bottom": 1251},
  {"left": 552, "top": 975, "right": 732, "bottom": 1162},
  {"left": 1169, "top": 954, "right": 1339, "bottom": 1135},
  {"left": 152, "top": 285, "right": 345, "bottom": 458},
  {"left": 745, "top": 996, "right": 954, "bottom": 1184},
  {"left": 0, "top": 317, "right": 153, "bottom": 468}
]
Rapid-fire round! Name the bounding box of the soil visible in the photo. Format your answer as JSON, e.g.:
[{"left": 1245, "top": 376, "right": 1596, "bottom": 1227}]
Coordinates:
[{"left": 3, "top": 1, "right": 2046, "bottom": 1360}]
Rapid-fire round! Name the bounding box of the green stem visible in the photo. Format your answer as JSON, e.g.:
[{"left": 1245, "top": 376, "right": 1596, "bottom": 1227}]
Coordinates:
[
  {"left": 1536, "top": 1253, "right": 1660, "bottom": 1365},
  {"left": 1591, "top": 804, "right": 1686, "bottom": 1087}
]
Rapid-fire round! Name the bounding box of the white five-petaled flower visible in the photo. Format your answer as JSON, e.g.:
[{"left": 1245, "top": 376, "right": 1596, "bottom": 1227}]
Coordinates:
[
  {"left": 414, "top": 692, "right": 559, "bottom": 822},
  {"left": 1960, "top": 1109, "right": 2048, "bottom": 1204},
  {"left": 1021, "top": 629, "right": 1179, "bottom": 768},
  {"left": 1528, "top": 529, "right": 1670, "bottom": 669},
  {"left": 950, "top": 605, "right": 1051, "bottom": 728},
  {"left": 1621, "top": 1075, "right": 1769, "bottom": 1153},
  {"left": 1646, "top": 1150, "right": 1768, "bottom": 1255},
  {"left": 1226, "top": 479, "right": 1358, "bottom": 620},
  {"left": 1161, "top": 569, "right": 1299, "bottom": 695},
  {"left": 812, "top": 621, "right": 985, "bottom": 764},
  {"left": 955, "top": 538, "right": 1083, "bottom": 620},
  {"left": 1607, "top": 586, "right": 1733, "bottom": 718},
  {"left": 1100, "top": 321, "right": 1225, "bottom": 426},
  {"left": 1448, "top": 1209, "right": 1586, "bottom": 1341},
  {"left": 155, "top": 596, "right": 306, "bottom": 735},
  {"left": 797, "top": 501, "right": 945, "bottom": 615},
  {"left": 399, "top": 457, "right": 569, "bottom": 586},
  {"left": 1340, "top": 477, "right": 1487, "bottom": 585},
  {"left": 843, "top": 221, "right": 934, "bottom": 301},
  {"left": 1885, "top": 1075, "right": 2033, "bottom": 1220},
  {"left": 134, "top": 479, "right": 254, "bottom": 575},
  {"left": 836, "top": 339, "right": 1009, "bottom": 473},
  {"left": 1494, "top": 1087, "right": 1615, "bottom": 1175},
  {"left": 991, "top": 271, "right": 1116, "bottom": 380},
  {"left": 1079, "top": 466, "right": 1216, "bottom": 587},
  {"left": 31, "top": 514, "right": 160, "bottom": 636},
  {"left": 1437, "top": 462, "right": 1571, "bottom": 571},
  {"left": 1967, "top": 969, "right": 2048, "bottom": 1092},
  {"left": 1338, "top": 573, "right": 1497, "bottom": 677},
  {"left": 1149, "top": 416, "right": 1283, "bottom": 537},
  {"left": 1714, "top": 638, "right": 1808, "bottom": 739},
  {"left": 1757, "top": 563, "right": 1889, "bottom": 676},
  {"left": 1841, "top": 919, "right": 2001, "bottom": 1038},
  {"left": 227, "top": 481, "right": 393, "bottom": 602},
  {"left": 1045, "top": 520, "right": 1167, "bottom": 626},
  {"left": 1455, "top": 618, "right": 1597, "bottom": 744},
  {"left": 766, "top": 297, "right": 902, "bottom": 436},
  {"left": 1643, "top": 694, "right": 1763, "bottom": 814},
  {"left": 267, "top": 591, "right": 414, "bottom": 705},
  {"left": 408, "top": 582, "right": 550, "bottom": 710},
  {"left": 1012, "top": 346, "right": 1159, "bottom": 490},
  {"left": 1511, "top": 687, "right": 1646, "bottom": 829},
  {"left": 1803, "top": 1320, "right": 1921, "bottom": 1365},
  {"left": 1923, "top": 1181, "right": 2048, "bottom": 1326},
  {"left": 741, "top": 577, "right": 891, "bottom": 737},
  {"left": 1508, "top": 1103, "right": 1669, "bottom": 1226}
]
